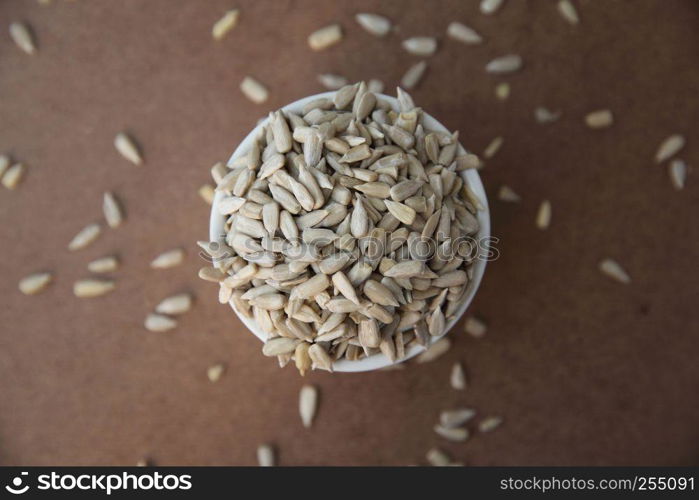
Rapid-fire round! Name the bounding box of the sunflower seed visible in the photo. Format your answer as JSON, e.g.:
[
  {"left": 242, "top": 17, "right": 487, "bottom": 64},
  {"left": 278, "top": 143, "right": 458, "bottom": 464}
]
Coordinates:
[
  {"left": 308, "top": 24, "right": 342, "bottom": 51},
  {"left": 585, "top": 109, "right": 613, "bottom": 129},
  {"left": 478, "top": 416, "right": 503, "bottom": 433},
  {"left": 355, "top": 13, "right": 391, "bottom": 36},
  {"left": 199, "top": 266, "right": 226, "bottom": 282},
  {"left": 212, "top": 9, "right": 239, "bottom": 40},
  {"left": 495, "top": 82, "right": 510, "bottom": 101},
  {"left": 426, "top": 448, "right": 451, "bottom": 467},
  {"left": 428, "top": 307, "right": 445, "bottom": 336},
  {"left": 102, "top": 192, "right": 123, "bottom": 228},
  {"left": 668, "top": 159, "right": 687, "bottom": 190},
  {"left": 363, "top": 279, "right": 398, "bottom": 307},
  {"left": 480, "top": 0, "right": 505, "bottom": 14},
  {"left": 415, "top": 337, "right": 451, "bottom": 363},
  {"left": 318, "top": 73, "right": 348, "bottom": 90},
  {"left": 450, "top": 362, "right": 467, "bottom": 390},
  {"left": 151, "top": 248, "right": 185, "bottom": 269},
  {"left": 447, "top": 21, "right": 482, "bottom": 44},
  {"left": 401, "top": 61, "right": 427, "bottom": 89},
  {"left": 655, "top": 134, "right": 685, "bottom": 163},
  {"left": 1, "top": 163, "right": 25, "bottom": 189},
  {"left": 114, "top": 132, "right": 142, "bottom": 165},
  {"left": 535, "top": 107, "right": 561, "bottom": 123},
  {"left": 155, "top": 293, "right": 192, "bottom": 315},
  {"left": 199, "top": 184, "right": 215, "bottom": 204},
  {"left": 332, "top": 271, "right": 360, "bottom": 305},
  {"left": 10, "top": 22, "right": 36, "bottom": 54},
  {"left": 19, "top": 272, "right": 52, "bottom": 295},
  {"left": 598, "top": 258, "right": 631, "bottom": 284},
  {"left": 440, "top": 408, "right": 476, "bottom": 428},
  {"left": 299, "top": 385, "right": 318, "bottom": 427},
  {"left": 402, "top": 37, "right": 438, "bottom": 57},
  {"left": 240, "top": 76, "right": 269, "bottom": 104},
  {"left": 434, "top": 424, "right": 469, "bottom": 442},
  {"left": 557, "top": 0, "right": 580, "bottom": 25},
  {"left": 73, "top": 279, "right": 115, "bottom": 298},
  {"left": 308, "top": 344, "right": 333, "bottom": 371},
  {"left": 464, "top": 316, "right": 487, "bottom": 338},
  {"left": 207, "top": 363, "right": 225, "bottom": 382},
  {"left": 263, "top": 337, "right": 300, "bottom": 357},
  {"left": 485, "top": 54, "right": 522, "bottom": 74},
  {"left": 535, "top": 200, "right": 551, "bottom": 230},
  {"left": 257, "top": 444, "right": 275, "bottom": 466},
  {"left": 144, "top": 313, "right": 176, "bottom": 332},
  {"left": 368, "top": 79, "right": 384, "bottom": 94},
  {"left": 88, "top": 256, "right": 119, "bottom": 273},
  {"left": 497, "top": 185, "right": 521, "bottom": 202},
  {"left": 384, "top": 200, "right": 416, "bottom": 225},
  {"left": 68, "top": 223, "right": 101, "bottom": 251}
]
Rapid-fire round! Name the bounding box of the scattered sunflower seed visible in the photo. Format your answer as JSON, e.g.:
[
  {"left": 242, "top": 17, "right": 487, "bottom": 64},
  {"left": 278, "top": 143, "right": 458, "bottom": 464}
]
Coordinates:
[
  {"left": 535, "top": 200, "right": 552, "bottom": 230},
  {"left": 486, "top": 54, "right": 522, "bottom": 74},
  {"left": 318, "top": 73, "right": 348, "bottom": 90},
  {"left": 497, "top": 185, "right": 521, "bottom": 202},
  {"left": 207, "top": 363, "right": 225, "bottom": 382},
  {"left": 155, "top": 293, "right": 192, "bottom": 315},
  {"left": 447, "top": 21, "right": 483, "bottom": 44},
  {"left": 416, "top": 338, "right": 452, "bottom": 364},
  {"left": 367, "top": 79, "right": 384, "bottom": 94},
  {"left": 480, "top": 0, "right": 505, "bottom": 15},
  {"left": 584, "top": 109, "right": 613, "bottom": 129},
  {"left": 464, "top": 316, "right": 487, "bottom": 338},
  {"left": 654, "top": 134, "right": 685, "bottom": 164},
  {"left": 212, "top": 9, "right": 239, "bottom": 40},
  {"left": 440, "top": 408, "right": 476, "bottom": 428},
  {"left": 483, "top": 136, "right": 503, "bottom": 159},
  {"left": 450, "top": 362, "right": 467, "bottom": 390},
  {"left": 9, "top": 22, "right": 36, "bottom": 55},
  {"left": 144, "top": 313, "right": 177, "bottom": 332},
  {"left": 240, "top": 76, "right": 269, "bottom": 104},
  {"left": 73, "top": 279, "right": 115, "bottom": 298},
  {"left": 88, "top": 256, "right": 119, "bottom": 273},
  {"left": 668, "top": 159, "right": 687, "bottom": 190},
  {"left": 114, "top": 132, "right": 143, "bottom": 165},
  {"left": 434, "top": 424, "right": 469, "bottom": 442},
  {"left": 355, "top": 13, "right": 391, "bottom": 36},
  {"left": 151, "top": 248, "right": 185, "bottom": 269},
  {"left": 598, "top": 258, "right": 631, "bottom": 284},
  {"left": 257, "top": 444, "right": 275, "bottom": 466},
  {"left": 68, "top": 223, "right": 101, "bottom": 251},
  {"left": 401, "top": 61, "right": 427, "bottom": 89},
  {"left": 0, "top": 154, "right": 9, "bottom": 178},
  {"left": 1, "top": 163, "right": 25, "bottom": 189},
  {"left": 534, "top": 107, "right": 561, "bottom": 123},
  {"left": 103, "top": 192, "right": 123, "bottom": 228},
  {"left": 402, "top": 37, "right": 438, "bottom": 57},
  {"left": 199, "top": 184, "right": 215, "bottom": 205},
  {"left": 19, "top": 272, "right": 52, "bottom": 295},
  {"left": 299, "top": 384, "right": 318, "bottom": 428},
  {"left": 426, "top": 448, "right": 451, "bottom": 467},
  {"left": 478, "top": 416, "right": 503, "bottom": 433},
  {"left": 308, "top": 24, "right": 343, "bottom": 51},
  {"left": 557, "top": 0, "right": 580, "bottom": 25}
]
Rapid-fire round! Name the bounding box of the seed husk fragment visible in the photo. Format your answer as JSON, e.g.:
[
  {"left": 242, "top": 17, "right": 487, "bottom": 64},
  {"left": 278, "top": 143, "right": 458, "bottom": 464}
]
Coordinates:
[
  {"left": 212, "top": 9, "right": 239, "bottom": 40},
  {"left": 308, "top": 24, "right": 343, "bottom": 51},
  {"left": 240, "top": 76, "right": 269, "bottom": 104},
  {"left": 151, "top": 248, "right": 185, "bottom": 269},
  {"left": 598, "top": 258, "right": 631, "bottom": 284},
  {"left": 355, "top": 13, "right": 391, "bottom": 36},
  {"left": 299, "top": 384, "right": 318, "bottom": 428},
  {"left": 145, "top": 313, "right": 177, "bottom": 332},
  {"left": 10, "top": 22, "right": 36, "bottom": 54},
  {"left": 68, "top": 223, "right": 101, "bottom": 251},
  {"left": 114, "top": 132, "right": 143, "bottom": 165},
  {"left": 74, "top": 279, "right": 115, "bottom": 298},
  {"left": 103, "top": 192, "right": 123, "bottom": 228},
  {"left": 19, "top": 272, "right": 52, "bottom": 295}
]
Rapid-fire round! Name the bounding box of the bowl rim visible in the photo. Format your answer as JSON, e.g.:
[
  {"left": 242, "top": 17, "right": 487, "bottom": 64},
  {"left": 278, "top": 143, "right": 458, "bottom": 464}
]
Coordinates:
[{"left": 210, "top": 91, "right": 490, "bottom": 372}]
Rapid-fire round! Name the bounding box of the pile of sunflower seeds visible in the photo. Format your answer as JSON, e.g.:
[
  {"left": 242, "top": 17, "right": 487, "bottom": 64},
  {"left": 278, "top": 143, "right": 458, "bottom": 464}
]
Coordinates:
[{"left": 198, "top": 83, "right": 484, "bottom": 373}]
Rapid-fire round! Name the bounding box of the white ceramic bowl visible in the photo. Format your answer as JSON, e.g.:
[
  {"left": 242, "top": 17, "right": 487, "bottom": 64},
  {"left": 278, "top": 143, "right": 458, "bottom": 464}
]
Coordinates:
[{"left": 211, "top": 92, "right": 490, "bottom": 372}]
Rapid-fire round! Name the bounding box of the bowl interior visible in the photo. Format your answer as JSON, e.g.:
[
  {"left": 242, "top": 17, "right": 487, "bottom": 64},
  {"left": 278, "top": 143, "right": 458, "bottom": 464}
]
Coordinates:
[{"left": 210, "top": 91, "right": 490, "bottom": 372}]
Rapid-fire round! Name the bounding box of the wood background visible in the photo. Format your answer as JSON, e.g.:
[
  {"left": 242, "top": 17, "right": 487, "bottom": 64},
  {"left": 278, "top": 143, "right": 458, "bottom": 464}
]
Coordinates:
[{"left": 0, "top": 0, "right": 697, "bottom": 466}]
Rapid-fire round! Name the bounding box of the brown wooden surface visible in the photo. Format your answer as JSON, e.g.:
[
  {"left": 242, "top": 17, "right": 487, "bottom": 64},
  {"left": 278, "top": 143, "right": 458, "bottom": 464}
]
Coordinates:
[{"left": 0, "top": 0, "right": 697, "bottom": 466}]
